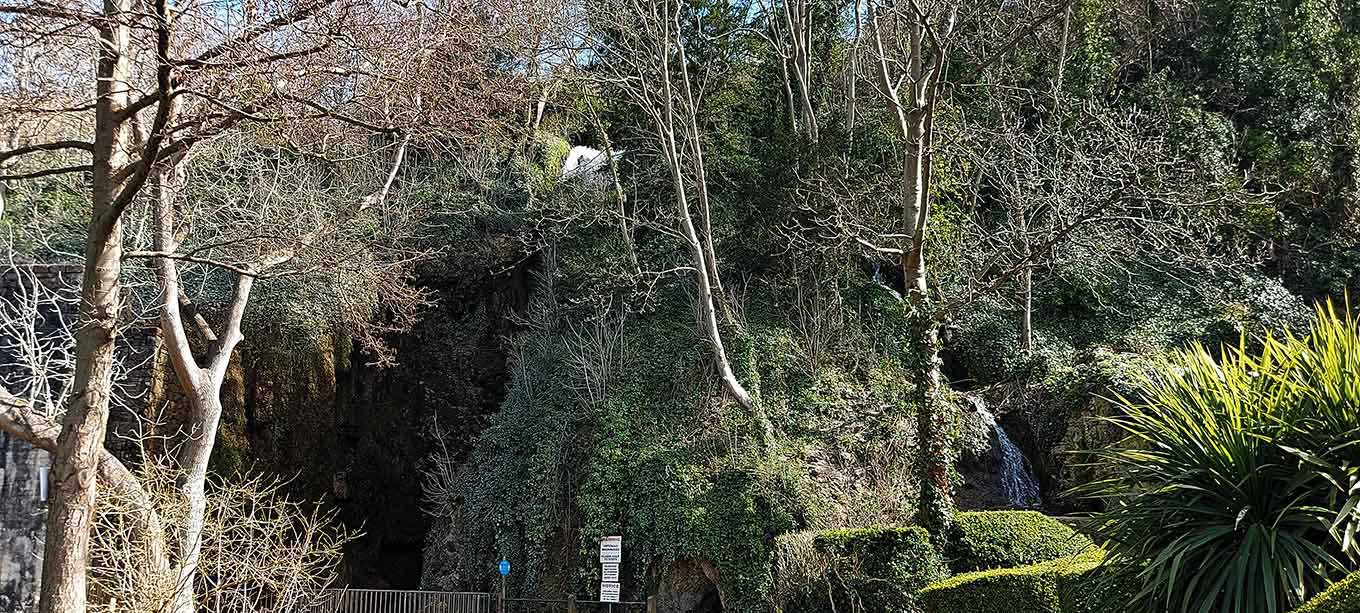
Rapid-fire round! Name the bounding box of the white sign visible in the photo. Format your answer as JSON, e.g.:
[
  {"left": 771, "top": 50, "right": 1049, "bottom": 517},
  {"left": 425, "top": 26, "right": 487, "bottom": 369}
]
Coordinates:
[
  {"left": 599, "top": 581, "right": 621, "bottom": 603},
  {"left": 601, "top": 562, "right": 620, "bottom": 583},
  {"left": 598, "top": 535, "right": 623, "bottom": 563}
]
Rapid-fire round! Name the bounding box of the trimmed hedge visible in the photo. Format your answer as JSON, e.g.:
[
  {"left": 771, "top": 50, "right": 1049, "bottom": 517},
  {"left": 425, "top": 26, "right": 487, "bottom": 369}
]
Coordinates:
[
  {"left": 919, "top": 550, "right": 1132, "bottom": 613},
  {"left": 775, "top": 526, "right": 948, "bottom": 613},
  {"left": 1295, "top": 571, "right": 1360, "bottom": 613},
  {"left": 948, "top": 511, "right": 1095, "bottom": 573}
]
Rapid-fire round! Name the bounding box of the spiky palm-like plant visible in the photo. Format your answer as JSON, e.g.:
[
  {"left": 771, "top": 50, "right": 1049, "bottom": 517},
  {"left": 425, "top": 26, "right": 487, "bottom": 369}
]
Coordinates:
[{"left": 1081, "top": 301, "right": 1360, "bottom": 613}]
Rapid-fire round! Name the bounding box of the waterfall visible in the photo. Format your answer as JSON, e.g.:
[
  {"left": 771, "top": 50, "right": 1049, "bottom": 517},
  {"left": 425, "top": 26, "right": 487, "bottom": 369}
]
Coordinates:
[{"left": 977, "top": 406, "right": 1042, "bottom": 509}]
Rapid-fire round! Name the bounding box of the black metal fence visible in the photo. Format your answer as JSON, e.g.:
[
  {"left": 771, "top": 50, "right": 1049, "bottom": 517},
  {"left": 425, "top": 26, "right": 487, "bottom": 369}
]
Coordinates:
[
  {"left": 312, "top": 590, "right": 656, "bottom": 613},
  {"left": 314, "top": 589, "right": 492, "bottom": 613}
]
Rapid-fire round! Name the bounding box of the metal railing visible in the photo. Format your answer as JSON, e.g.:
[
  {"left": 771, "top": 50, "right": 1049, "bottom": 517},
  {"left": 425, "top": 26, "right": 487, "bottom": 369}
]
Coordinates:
[
  {"left": 313, "top": 589, "right": 492, "bottom": 613},
  {"left": 311, "top": 589, "right": 655, "bottom": 613}
]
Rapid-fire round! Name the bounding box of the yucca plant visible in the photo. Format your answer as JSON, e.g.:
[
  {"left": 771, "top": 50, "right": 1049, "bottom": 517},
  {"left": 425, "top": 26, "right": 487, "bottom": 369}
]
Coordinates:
[
  {"left": 1078, "top": 300, "right": 1360, "bottom": 613},
  {"left": 1274, "top": 301, "right": 1360, "bottom": 557}
]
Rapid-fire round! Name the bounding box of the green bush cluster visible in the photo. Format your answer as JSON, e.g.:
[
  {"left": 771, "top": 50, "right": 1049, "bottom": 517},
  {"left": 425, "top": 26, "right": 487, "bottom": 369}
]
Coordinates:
[
  {"left": 946, "top": 511, "right": 1094, "bottom": 574},
  {"left": 1294, "top": 571, "right": 1360, "bottom": 613},
  {"left": 772, "top": 512, "right": 1096, "bottom": 613},
  {"left": 919, "top": 550, "right": 1131, "bottom": 613},
  {"left": 816, "top": 527, "right": 948, "bottom": 612},
  {"left": 774, "top": 526, "right": 947, "bottom": 613}
]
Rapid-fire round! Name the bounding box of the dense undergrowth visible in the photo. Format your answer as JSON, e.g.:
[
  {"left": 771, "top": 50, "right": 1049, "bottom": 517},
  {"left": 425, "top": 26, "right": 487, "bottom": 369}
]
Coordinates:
[
  {"left": 417, "top": 201, "right": 1320, "bottom": 609},
  {"left": 421, "top": 240, "right": 939, "bottom": 607}
]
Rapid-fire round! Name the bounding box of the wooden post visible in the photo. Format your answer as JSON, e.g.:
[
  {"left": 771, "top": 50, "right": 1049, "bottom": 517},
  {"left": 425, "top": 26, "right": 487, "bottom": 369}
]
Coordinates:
[
  {"left": 646, "top": 595, "right": 656, "bottom": 613},
  {"left": 567, "top": 594, "right": 576, "bottom": 613}
]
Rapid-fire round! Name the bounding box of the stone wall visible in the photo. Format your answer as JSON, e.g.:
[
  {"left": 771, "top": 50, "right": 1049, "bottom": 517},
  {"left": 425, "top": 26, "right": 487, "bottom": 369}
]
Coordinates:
[
  {"left": 0, "top": 265, "right": 158, "bottom": 612},
  {"left": 0, "top": 430, "right": 48, "bottom": 613}
]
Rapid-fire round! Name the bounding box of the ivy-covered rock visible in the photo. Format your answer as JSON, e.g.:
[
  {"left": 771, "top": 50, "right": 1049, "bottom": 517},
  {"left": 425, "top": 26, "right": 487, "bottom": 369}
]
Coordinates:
[
  {"left": 774, "top": 526, "right": 947, "bottom": 613},
  {"left": 422, "top": 254, "right": 933, "bottom": 609},
  {"left": 919, "top": 550, "right": 1130, "bottom": 613},
  {"left": 946, "top": 511, "right": 1094, "bottom": 574},
  {"left": 1294, "top": 571, "right": 1360, "bottom": 613}
]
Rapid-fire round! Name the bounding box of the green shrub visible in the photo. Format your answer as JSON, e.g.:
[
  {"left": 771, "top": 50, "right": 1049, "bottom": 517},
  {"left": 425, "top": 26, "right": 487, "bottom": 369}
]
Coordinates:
[
  {"left": 919, "top": 564, "right": 1059, "bottom": 613},
  {"left": 1294, "top": 571, "right": 1360, "bottom": 613},
  {"left": 1077, "top": 301, "right": 1360, "bottom": 613},
  {"left": 947, "top": 511, "right": 1094, "bottom": 573},
  {"left": 774, "top": 526, "right": 947, "bottom": 613},
  {"left": 919, "top": 550, "right": 1129, "bottom": 613},
  {"left": 1049, "top": 551, "right": 1139, "bottom": 613}
]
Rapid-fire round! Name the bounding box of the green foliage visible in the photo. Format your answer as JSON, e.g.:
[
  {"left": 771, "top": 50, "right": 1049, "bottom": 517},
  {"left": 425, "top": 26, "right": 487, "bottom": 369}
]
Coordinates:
[
  {"left": 948, "top": 271, "right": 1310, "bottom": 389},
  {"left": 424, "top": 251, "right": 937, "bottom": 607},
  {"left": 774, "top": 526, "right": 947, "bottom": 613},
  {"left": 920, "top": 563, "right": 1059, "bottom": 613},
  {"left": 0, "top": 176, "right": 88, "bottom": 258},
  {"left": 1294, "top": 571, "right": 1360, "bottom": 613},
  {"left": 947, "top": 512, "right": 1094, "bottom": 574},
  {"left": 1078, "top": 301, "right": 1360, "bottom": 613},
  {"left": 518, "top": 132, "right": 572, "bottom": 196},
  {"left": 919, "top": 550, "right": 1131, "bottom": 613}
]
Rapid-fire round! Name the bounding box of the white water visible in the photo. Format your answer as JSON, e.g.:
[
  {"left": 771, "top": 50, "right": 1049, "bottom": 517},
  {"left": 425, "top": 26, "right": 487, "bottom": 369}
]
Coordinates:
[{"left": 978, "top": 406, "right": 1042, "bottom": 509}]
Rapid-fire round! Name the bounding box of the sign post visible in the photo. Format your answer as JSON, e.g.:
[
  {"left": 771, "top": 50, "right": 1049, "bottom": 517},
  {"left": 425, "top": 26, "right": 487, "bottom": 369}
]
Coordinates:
[
  {"left": 598, "top": 536, "right": 622, "bottom": 610},
  {"left": 498, "top": 559, "right": 510, "bottom": 613}
]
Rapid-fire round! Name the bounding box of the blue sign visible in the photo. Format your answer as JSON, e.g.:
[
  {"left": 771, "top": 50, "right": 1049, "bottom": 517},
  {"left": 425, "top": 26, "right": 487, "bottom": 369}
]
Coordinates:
[{"left": 498, "top": 559, "right": 510, "bottom": 576}]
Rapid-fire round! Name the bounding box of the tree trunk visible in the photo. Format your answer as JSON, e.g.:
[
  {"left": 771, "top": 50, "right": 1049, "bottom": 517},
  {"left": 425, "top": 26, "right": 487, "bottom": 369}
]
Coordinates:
[
  {"left": 663, "top": 141, "right": 758, "bottom": 418},
  {"left": 900, "top": 137, "right": 928, "bottom": 294},
  {"left": 1019, "top": 263, "right": 1033, "bottom": 351},
  {"left": 152, "top": 160, "right": 255, "bottom": 613},
  {"left": 39, "top": 1, "right": 134, "bottom": 609},
  {"left": 908, "top": 307, "right": 954, "bottom": 536},
  {"left": 791, "top": 36, "right": 817, "bottom": 143},
  {"left": 678, "top": 45, "right": 726, "bottom": 302},
  {"left": 898, "top": 17, "right": 929, "bottom": 295},
  {"left": 169, "top": 390, "right": 225, "bottom": 613}
]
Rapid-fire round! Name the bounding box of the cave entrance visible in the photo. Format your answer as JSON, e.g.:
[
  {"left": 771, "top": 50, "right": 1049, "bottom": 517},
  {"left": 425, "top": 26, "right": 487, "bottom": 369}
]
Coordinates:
[{"left": 652, "top": 559, "right": 724, "bottom": 613}]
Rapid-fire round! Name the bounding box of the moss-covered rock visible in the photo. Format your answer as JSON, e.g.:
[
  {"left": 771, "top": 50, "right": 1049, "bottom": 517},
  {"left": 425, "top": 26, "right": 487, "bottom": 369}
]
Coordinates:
[
  {"left": 1294, "top": 571, "right": 1360, "bottom": 613},
  {"left": 946, "top": 511, "right": 1094, "bottom": 574}
]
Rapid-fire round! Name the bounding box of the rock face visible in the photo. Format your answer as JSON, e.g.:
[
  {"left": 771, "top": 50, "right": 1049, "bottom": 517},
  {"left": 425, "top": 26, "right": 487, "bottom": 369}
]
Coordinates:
[
  {"left": 968, "top": 350, "right": 1147, "bottom": 513},
  {"left": 328, "top": 256, "right": 533, "bottom": 588},
  {"left": 652, "top": 559, "right": 722, "bottom": 613},
  {"left": 955, "top": 394, "right": 1044, "bottom": 512},
  {"left": 0, "top": 431, "right": 47, "bottom": 613}
]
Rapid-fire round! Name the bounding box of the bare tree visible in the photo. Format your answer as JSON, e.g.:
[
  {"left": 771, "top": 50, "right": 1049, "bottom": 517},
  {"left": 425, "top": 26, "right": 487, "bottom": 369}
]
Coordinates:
[
  {"left": 125, "top": 129, "right": 426, "bottom": 612},
  {"left": 0, "top": 0, "right": 520, "bottom": 609},
  {"left": 855, "top": 0, "right": 1073, "bottom": 534},
  {"left": 753, "top": 0, "right": 819, "bottom": 143},
  {"left": 90, "top": 453, "right": 356, "bottom": 613},
  {"left": 590, "top": 0, "right": 772, "bottom": 439},
  {"left": 952, "top": 104, "right": 1270, "bottom": 347}
]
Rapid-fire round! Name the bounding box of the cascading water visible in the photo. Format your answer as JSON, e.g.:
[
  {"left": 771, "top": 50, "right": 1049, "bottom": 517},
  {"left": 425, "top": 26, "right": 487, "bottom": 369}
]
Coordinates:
[{"left": 977, "top": 406, "right": 1042, "bottom": 509}]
